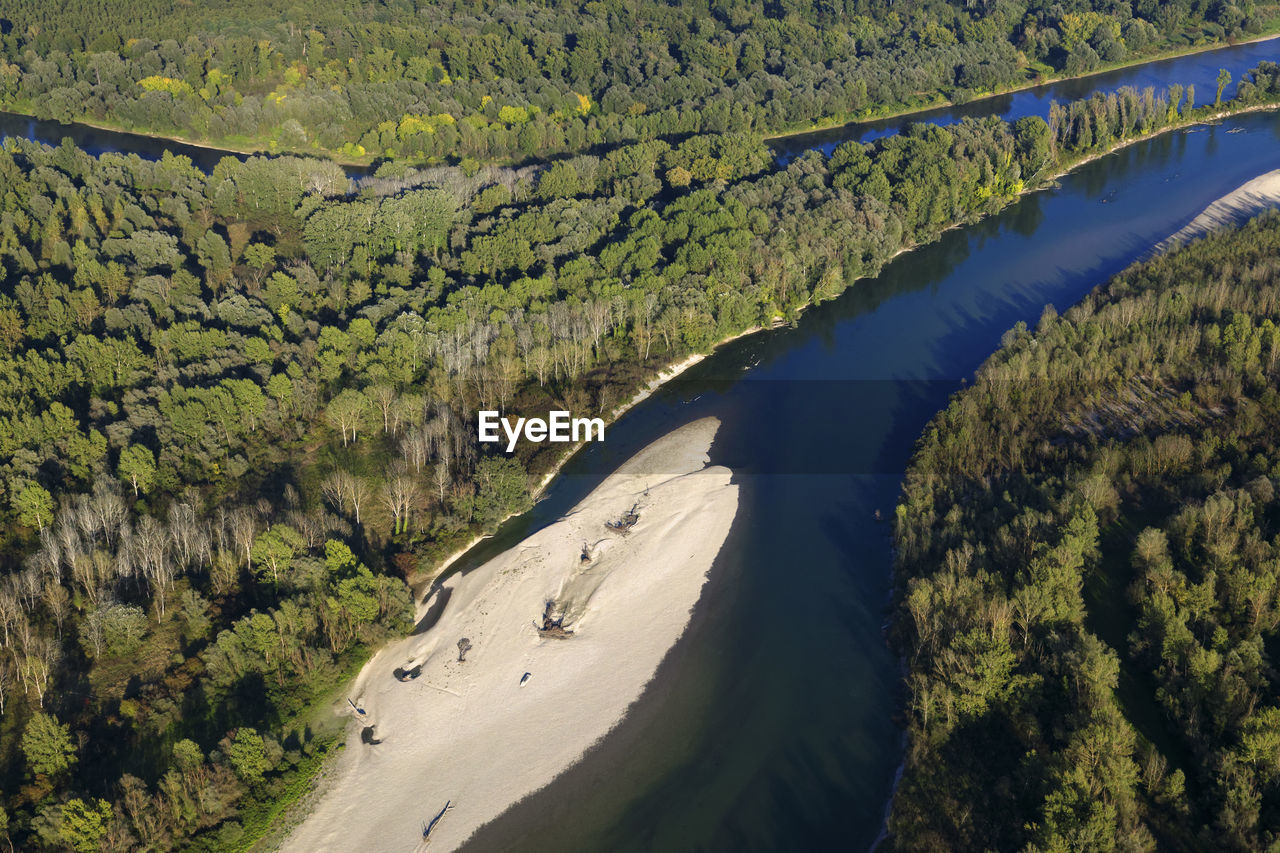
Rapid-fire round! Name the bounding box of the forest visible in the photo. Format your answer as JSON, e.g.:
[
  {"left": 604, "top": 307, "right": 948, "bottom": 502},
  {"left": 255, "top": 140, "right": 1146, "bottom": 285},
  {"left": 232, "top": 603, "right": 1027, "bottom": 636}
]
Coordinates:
[
  {"left": 889, "top": 211, "right": 1280, "bottom": 849},
  {"left": 0, "top": 49, "right": 1277, "bottom": 850},
  {"left": 0, "top": 0, "right": 1273, "bottom": 163}
]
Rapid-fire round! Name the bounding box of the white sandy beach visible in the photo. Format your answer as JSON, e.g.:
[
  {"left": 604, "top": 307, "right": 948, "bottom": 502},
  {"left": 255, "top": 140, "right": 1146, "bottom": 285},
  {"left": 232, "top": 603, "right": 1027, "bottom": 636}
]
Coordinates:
[
  {"left": 281, "top": 417, "right": 737, "bottom": 853},
  {"left": 1157, "top": 167, "right": 1280, "bottom": 252}
]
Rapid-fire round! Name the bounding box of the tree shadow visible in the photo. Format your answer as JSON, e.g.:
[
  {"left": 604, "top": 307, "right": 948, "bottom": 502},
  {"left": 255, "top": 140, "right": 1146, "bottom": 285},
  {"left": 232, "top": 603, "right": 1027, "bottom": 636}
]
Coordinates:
[{"left": 413, "top": 586, "right": 452, "bottom": 634}]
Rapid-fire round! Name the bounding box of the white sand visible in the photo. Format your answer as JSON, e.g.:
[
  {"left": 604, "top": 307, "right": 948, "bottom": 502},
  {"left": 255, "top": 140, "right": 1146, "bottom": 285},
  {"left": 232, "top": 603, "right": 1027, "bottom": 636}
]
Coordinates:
[
  {"left": 282, "top": 418, "right": 737, "bottom": 852},
  {"left": 1157, "top": 168, "right": 1280, "bottom": 252}
]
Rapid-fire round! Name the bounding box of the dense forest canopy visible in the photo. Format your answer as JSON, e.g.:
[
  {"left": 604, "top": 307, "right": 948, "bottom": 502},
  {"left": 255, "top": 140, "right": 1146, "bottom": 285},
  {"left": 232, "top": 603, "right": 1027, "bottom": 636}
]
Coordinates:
[
  {"left": 0, "top": 0, "right": 1272, "bottom": 162},
  {"left": 890, "top": 212, "right": 1280, "bottom": 850},
  {"left": 0, "top": 6, "right": 1277, "bottom": 842}
]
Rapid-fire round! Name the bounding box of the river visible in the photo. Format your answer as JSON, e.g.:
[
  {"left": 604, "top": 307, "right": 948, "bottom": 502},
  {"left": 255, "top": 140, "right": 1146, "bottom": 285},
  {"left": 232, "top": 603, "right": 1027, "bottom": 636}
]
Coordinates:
[
  {"left": 5, "top": 40, "right": 1279, "bottom": 853},
  {"left": 0, "top": 111, "right": 376, "bottom": 177},
  {"left": 770, "top": 36, "right": 1280, "bottom": 161},
  {"left": 3, "top": 38, "right": 1276, "bottom": 175},
  {"left": 453, "top": 114, "right": 1280, "bottom": 853}
]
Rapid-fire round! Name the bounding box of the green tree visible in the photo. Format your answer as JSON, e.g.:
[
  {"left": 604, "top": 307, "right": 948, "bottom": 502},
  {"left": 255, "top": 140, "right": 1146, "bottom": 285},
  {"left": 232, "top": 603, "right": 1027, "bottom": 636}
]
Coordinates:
[
  {"left": 1217, "top": 68, "right": 1233, "bottom": 106},
  {"left": 474, "top": 457, "right": 531, "bottom": 525},
  {"left": 250, "top": 524, "right": 305, "bottom": 584},
  {"left": 173, "top": 739, "right": 205, "bottom": 774},
  {"left": 79, "top": 602, "right": 149, "bottom": 658},
  {"left": 59, "top": 799, "right": 112, "bottom": 853},
  {"left": 226, "top": 728, "right": 270, "bottom": 784},
  {"left": 22, "top": 713, "right": 77, "bottom": 779},
  {"left": 12, "top": 482, "right": 54, "bottom": 531},
  {"left": 118, "top": 444, "right": 156, "bottom": 495}
]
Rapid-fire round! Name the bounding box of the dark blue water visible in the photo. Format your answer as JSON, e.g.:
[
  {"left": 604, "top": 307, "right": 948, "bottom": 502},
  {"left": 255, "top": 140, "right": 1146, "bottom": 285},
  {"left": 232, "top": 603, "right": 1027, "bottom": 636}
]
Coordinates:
[
  {"left": 771, "top": 36, "right": 1280, "bottom": 161},
  {"left": 459, "top": 110, "right": 1280, "bottom": 853}
]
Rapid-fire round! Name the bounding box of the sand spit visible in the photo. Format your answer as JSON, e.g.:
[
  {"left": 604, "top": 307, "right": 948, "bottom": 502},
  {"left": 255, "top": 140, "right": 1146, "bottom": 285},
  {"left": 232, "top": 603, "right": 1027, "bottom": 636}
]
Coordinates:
[
  {"left": 1156, "top": 167, "right": 1280, "bottom": 252},
  {"left": 281, "top": 418, "right": 738, "bottom": 853}
]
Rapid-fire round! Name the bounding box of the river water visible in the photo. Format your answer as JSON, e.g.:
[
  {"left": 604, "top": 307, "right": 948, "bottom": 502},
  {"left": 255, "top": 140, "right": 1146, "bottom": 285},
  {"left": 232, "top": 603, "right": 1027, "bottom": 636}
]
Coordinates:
[
  {"left": 3, "top": 38, "right": 1274, "bottom": 175},
  {"left": 4, "top": 40, "right": 1279, "bottom": 853},
  {"left": 770, "top": 36, "right": 1280, "bottom": 161},
  {"left": 455, "top": 114, "right": 1280, "bottom": 853},
  {"left": 0, "top": 111, "right": 376, "bottom": 177}
]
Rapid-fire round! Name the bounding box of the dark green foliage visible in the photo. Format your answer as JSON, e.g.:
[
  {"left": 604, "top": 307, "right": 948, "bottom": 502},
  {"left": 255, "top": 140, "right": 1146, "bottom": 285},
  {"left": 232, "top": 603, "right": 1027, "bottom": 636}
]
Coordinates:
[
  {"left": 890, "top": 213, "right": 1280, "bottom": 851},
  {"left": 0, "top": 0, "right": 1263, "bottom": 163},
  {"left": 21, "top": 713, "right": 76, "bottom": 779},
  {"left": 474, "top": 457, "right": 532, "bottom": 526},
  {"left": 224, "top": 729, "right": 270, "bottom": 785}
]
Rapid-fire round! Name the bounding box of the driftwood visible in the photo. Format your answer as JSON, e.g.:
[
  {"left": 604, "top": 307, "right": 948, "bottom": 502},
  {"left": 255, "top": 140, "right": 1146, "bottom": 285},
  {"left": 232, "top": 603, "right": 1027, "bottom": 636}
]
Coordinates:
[
  {"left": 422, "top": 800, "right": 453, "bottom": 843},
  {"left": 605, "top": 503, "right": 640, "bottom": 534},
  {"left": 394, "top": 664, "right": 422, "bottom": 682},
  {"left": 536, "top": 600, "right": 574, "bottom": 639}
]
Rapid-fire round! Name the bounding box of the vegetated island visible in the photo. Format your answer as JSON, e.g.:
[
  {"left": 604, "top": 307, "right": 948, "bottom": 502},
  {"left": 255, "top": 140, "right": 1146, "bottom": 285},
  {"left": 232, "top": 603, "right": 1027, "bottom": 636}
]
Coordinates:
[
  {"left": 281, "top": 417, "right": 737, "bottom": 852},
  {"left": 889, "top": 205, "right": 1280, "bottom": 849},
  {"left": 2, "top": 0, "right": 1274, "bottom": 166}
]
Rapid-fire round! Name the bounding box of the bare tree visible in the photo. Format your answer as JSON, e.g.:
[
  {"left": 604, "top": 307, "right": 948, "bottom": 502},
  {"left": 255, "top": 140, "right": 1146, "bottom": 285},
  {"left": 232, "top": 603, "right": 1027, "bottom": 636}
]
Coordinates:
[
  {"left": 71, "top": 552, "right": 109, "bottom": 608},
  {"left": 401, "top": 428, "right": 432, "bottom": 474},
  {"left": 634, "top": 293, "right": 659, "bottom": 360},
  {"left": 42, "top": 582, "right": 71, "bottom": 640},
  {"left": 382, "top": 468, "right": 422, "bottom": 536},
  {"left": 15, "top": 567, "right": 41, "bottom": 612},
  {"left": 113, "top": 523, "right": 136, "bottom": 590},
  {"left": 429, "top": 459, "right": 451, "bottom": 511},
  {"left": 585, "top": 297, "right": 610, "bottom": 355},
  {"left": 229, "top": 507, "right": 258, "bottom": 571},
  {"left": 0, "top": 654, "right": 12, "bottom": 715},
  {"left": 322, "top": 470, "right": 352, "bottom": 516},
  {"left": 19, "top": 634, "right": 59, "bottom": 708},
  {"left": 85, "top": 480, "right": 127, "bottom": 546},
  {"left": 0, "top": 585, "right": 23, "bottom": 649},
  {"left": 168, "top": 502, "right": 207, "bottom": 572},
  {"left": 323, "top": 470, "right": 371, "bottom": 526},
  {"left": 348, "top": 477, "right": 372, "bottom": 527},
  {"left": 136, "top": 514, "right": 176, "bottom": 616},
  {"left": 210, "top": 550, "right": 240, "bottom": 597},
  {"left": 55, "top": 518, "right": 85, "bottom": 578},
  {"left": 368, "top": 384, "right": 399, "bottom": 434}
]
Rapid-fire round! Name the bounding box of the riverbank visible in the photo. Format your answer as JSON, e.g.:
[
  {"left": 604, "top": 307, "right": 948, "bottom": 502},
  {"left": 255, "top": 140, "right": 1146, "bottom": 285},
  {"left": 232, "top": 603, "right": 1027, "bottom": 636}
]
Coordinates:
[
  {"left": 424, "top": 93, "right": 1280, "bottom": 589},
  {"left": 0, "top": 104, "right": 374, "bottom": 168},
  {"left": 1156, "top": 167, "right": 1280, "bottom": 251},
  {"left": 421, "top": 322, "right": 780, "bottom": 585},
  {"left": 762, "top": 30, "right": 1280, "bottom": 146},
  {"left": 423, "top": 352, "right": 709, "bottom": 583},
  {"left": 281, "top": 417, "right": 738, "bottom": 853},
  {"left": 5, "top": 30, "right": 1275, "bottom": 178}
]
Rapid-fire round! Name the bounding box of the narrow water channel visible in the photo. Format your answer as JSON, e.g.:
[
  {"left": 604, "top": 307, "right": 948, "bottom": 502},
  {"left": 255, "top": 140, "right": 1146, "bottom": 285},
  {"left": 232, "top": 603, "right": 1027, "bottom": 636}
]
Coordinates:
[{"left": 770, "top": 36, "right": 1280, "bottom": 161}]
